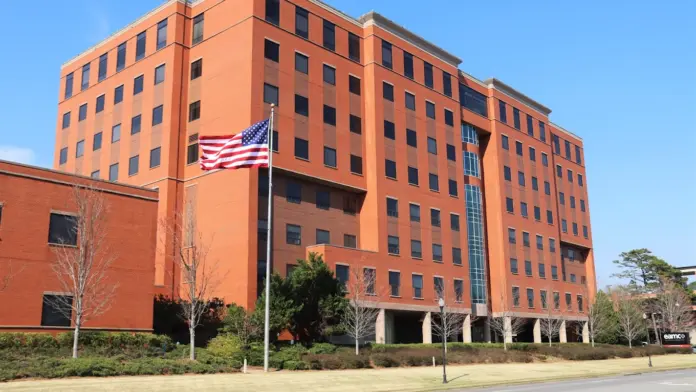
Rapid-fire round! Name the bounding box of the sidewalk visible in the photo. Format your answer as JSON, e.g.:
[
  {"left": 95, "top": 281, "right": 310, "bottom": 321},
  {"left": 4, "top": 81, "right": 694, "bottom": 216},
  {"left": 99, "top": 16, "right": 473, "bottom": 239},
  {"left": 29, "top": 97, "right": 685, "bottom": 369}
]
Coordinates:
[{"left": 2, "top": 355, "right": 695, "bottom": 392}]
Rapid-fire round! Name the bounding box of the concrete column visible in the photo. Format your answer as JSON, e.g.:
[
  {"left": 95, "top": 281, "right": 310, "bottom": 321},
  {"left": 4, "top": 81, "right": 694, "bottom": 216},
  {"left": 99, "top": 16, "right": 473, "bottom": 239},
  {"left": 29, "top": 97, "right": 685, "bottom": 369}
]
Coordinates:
[
  {"left": 463, "top": 314, "right": 472, "bottom": 343},
  {"left": 384, "top": 309, "right": 394, "bottom": 344},
  {"left": 422, "top": 312, "right": 432, "bottom": 344},
  {"left": 533, "top": 319, "right": 542, "bottom": 344},
  {"left": 582, "top": 321, "right": 589, "bottom": 344},
  {"left": 375, "top": 309, "right": 386, "bottom": 344},
  {"left": 559, "top": 320, "right": 567, "bottom": 343},
  {"left": 504, "top": 316, "right": 513, "bottom": 343},
  {"left": 484, "top": 317, "right": 492, "bottom": 343}
]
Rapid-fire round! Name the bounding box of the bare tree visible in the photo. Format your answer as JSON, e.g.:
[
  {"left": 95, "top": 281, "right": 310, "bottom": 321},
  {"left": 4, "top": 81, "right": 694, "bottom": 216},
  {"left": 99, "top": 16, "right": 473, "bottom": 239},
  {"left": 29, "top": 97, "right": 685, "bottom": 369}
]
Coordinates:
[
  {"left": 654, "top": 278, "right": 695, "bottom": 333},
  {"left": 489, "top": 292, "right": 526, "bottom": 351},
  {"left": 162, "top": 199, "right": 220, "bottom": 360},
  {"left": 342, "top": 266, "right": 383, "bottom": 355},
  {"left": 615, "top": 289, "right": 646, "bottom": 348},
  {"left": 50, "top": 185, "right": 118, "bottom": 359},
  {"left": 539, "top": 291, "right": 564, "bottom": 346},
  {"left": 0, "top": 261, "right": 24, "bottom": 292},
  {"left": 586, "top": 289, "right": 613, "bottom": 348},
  {"left": 432, "top": 280, "right": 466, "bottom": 353}
]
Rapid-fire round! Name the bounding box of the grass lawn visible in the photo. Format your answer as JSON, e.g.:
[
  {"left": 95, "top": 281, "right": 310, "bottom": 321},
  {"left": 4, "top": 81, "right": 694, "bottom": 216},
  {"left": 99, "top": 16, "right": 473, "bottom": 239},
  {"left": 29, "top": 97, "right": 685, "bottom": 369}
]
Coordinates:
[{"left": 2, "top": 354, "right": 695, "bottom": 392}]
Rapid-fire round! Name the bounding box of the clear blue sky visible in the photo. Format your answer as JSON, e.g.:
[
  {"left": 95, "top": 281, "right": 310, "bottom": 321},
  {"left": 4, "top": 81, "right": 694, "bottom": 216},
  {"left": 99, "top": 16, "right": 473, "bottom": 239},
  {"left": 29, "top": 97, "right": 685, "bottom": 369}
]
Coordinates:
[{"left": 1, "top": 0, "right": 694, "bottom": 287}]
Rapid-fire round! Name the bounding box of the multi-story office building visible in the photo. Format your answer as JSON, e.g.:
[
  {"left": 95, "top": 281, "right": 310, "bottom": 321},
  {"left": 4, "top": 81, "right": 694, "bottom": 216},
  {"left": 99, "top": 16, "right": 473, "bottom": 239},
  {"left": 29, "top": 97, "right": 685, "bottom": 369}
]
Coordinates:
[{"left": 54, "top": 0, "right": 594, "bottom": 343}]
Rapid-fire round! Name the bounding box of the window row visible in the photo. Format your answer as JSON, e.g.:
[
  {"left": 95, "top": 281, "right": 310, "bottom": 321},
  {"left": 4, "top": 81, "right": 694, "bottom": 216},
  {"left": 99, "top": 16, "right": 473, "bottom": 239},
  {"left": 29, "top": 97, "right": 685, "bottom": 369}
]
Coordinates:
[
  {"left": 386, "top": 198, "right": 461, "bottom": 230},
  {"left": 560, "top": 218, "right": 590, "bottom": 239},
  {"left": 501, "top": 135, "right": 550, "bottom": 166},
  {"left": 497, "top": 99, "right": 547, "bottom": 143},
  {"left": 505, "top": 198, "right": 556, "bottom": 225},
  {"left": 511, "top": 287, "right": 584, "bottom": 312},
  {"left": 555, "top": 163, "right": 585, "bottom": 187},
  {"left": 381, "top": 40, "right": 453, "bottom": 98},
  {"left": 552, "top": 134, "right": 583, "bottom": 165},
  {"left": 507, "top": 228, "right": 557, "bottom": 252},
  {"left": 509, "top": 258, "right": 559, "bottom": 280},
  {"left": 278, "top": 181, "right": 359, "bottom": 215},
  {"left": 285, "top": 224, "right": 357, "bottom": 248},
  {"left": 385, "top": 234, "right": 463, "bottom": 266},
  {"left": 64, "top": 18, "right": 169, "bottom": 99}
]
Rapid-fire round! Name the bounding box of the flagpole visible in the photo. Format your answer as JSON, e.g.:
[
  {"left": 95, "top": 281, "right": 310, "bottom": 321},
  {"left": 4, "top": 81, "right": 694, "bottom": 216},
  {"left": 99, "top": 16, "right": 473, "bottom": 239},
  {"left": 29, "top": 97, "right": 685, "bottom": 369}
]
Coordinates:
[{"left": 263, "top": 104, "right": 275, "bottom": 373}]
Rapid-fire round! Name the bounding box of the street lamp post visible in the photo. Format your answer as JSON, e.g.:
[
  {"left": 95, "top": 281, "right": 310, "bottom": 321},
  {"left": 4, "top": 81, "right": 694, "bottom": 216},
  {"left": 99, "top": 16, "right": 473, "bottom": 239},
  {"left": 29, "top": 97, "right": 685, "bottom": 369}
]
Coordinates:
[
  {"left": 438, "top": 297, "right": 447, "bottom": 384},
  {"left": 643, "top": 313, "right": 652, "bottom": 368}
]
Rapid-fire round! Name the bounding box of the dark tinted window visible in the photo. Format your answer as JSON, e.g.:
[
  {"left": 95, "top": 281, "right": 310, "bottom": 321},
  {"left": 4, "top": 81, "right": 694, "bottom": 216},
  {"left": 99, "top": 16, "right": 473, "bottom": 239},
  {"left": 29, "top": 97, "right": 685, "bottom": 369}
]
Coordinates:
[
  {"left": 295, "top": 137, "right": 309, "bottom": 159},
  {"left": 41, "top": 294, "right": 72, "bottom": 327},
  {"left": 287, "top": 182, "right": 301, "bottom": 203},
  {"left": 78, "top": 104, "right": 87, "bottom": 121},
  {"left": 506, "top": 197, "right": 514, "bottom": 213},
  {"left": 344, "top": 234, "right": 357, "bottom": 248},
  {"left": 323, "top": 105, "right": 336, "bottom": 126},
  {"left": 527, "top": 115, "right": 534, "bottom": 137},
  {"left": 408, "top": 167, "right": 418, "bottom": 185},
  {"left": 383, "top": 159, "right": 396, "bottom": 179},
  {"left": 316, "top": 229, "right": 330, "bottom": 245},
  {"left": 98, "top": 53, "right": 108, "bottom": 81},
  {"left": 502, "top": 135, "right": 509, "bottom": 150},
  {"left": 129, "top": 155, "right": 139, "bottom": 176},
  {"left": 409, "top": 204, "right": 420, "bottom": 222},
  {"left": 189, "top": 101, "right": 201, "bottom": 122},
  {"left": 403, "top": 52, "right": 414, "bottom": 78},
  {"left": 443, "top": 72, "right": 452, "bottom": 97},
  {"left": 431, "top": 209, "right": 441, "bottom": 227},
  {"left": 191, "top": 59, "right": 203, "bottom": 80},
  {"left": 286, "top": 224, "right": 301, "bottom": 245},
  {"left": 323, "top": 65, "right": 336, "bottom": 85},
  {"left": 150, "top": 147, "right": 161, "bottom": 168},
  {"left": 116, "top": 43, "right": 127, "bottom": 71},
  {"left": 323, "top": 20, "right": 335, "bottom": 50},
  {"left": 152, "top": 105, "right": 163, "bottom": 125},
  {"left": 451, "top": 214, "right": 460, "bottom": 231},
  {"left": 406, "top": 129, "right": 417, "bottom": 147},
  {"left": 316, "top": 191, "right": 330, "bottom": 209},
  {"left": 59, "top": 147, "right": 68, "bottom": 164},
  {"left": 157, "top": 19, "right": 168, "bottom": 50},
  {"left": 410, "top": 240, "right": 421, "bottom": 258},
  {"left": 131, "top": 114, "right": 142, "bottom": 134},
  {"left": 428, "top": 173, "right": 439, "bottom": 191},
  {"left": 384, "top": 120, "right": 395, "bottom": 140},
  {"left": 459, "top": 84, "right": 487, "bottom": 116},
  {"left": 264, "top": 39, "right": 279, "bottom": 62},
  {"left": 426, "top": 101, "right": 436, "bottom": 119},
  {"left": 405, "top": 92, "right": 416, "bottom": 110},
  {"left": 109, "top": 163, "right": 119, "bottom": 181},
  {"left": 427, "top": 137, "right": 437, "bottom": 154},
  {"left": 348, "top": 33, "right": 360, "bottom": 62},
  {"left": 350, "top": 155, "right": 362, "bottom": 174},
  {"left": 383, "top": 82, "right": 394, "bottom": 101},
  {"left": 192, "top": 14, "right": 204, "bottom": 45},
  {"left": 48, "top": 213, "right": 76, "bottom": 245},
  {"left": 349, "top": 75, "right": 361, "bottom": 95},
  {"left": 134, "top": 75, "right": 144, "bottom": 95},
  {"left": 81, "top": 63, "right": 90, "bottom": 91},
  {"left": 64, "top": 73, "right": 73, "bottom": 99},
  {"left": 265, "top": 0, "right": 279, "bottom": 25},
  {"left": 539, "top": 121, "right": 546, "bottom": 142},
  {"left": 446, "top": 144, "right": 456, "bottom": 161},
  {"left": 263, "top": 83, "right": 279, "bottom": 105},
  {"left": 382, "top": 41, "right": 392, "bottom": 68},
  {"left": 386, "top": 198, "right": 398, "bottom": 217},
  {"left": 96, "top": 95, "right": 105, "bottom": 113},
  {"left": 349, "top": 115, "right": 362, "bottom": 134},
  {"left": 513, "top": 108, "right": 521, "bottom": 129},
  {"left": 295, "top": 53, "right": 308, "bottom": 74},
  {"left": 295, "top": 94, "right": 309, "bottom": 116},
  {"left": 504, "top": 166, "right": 511, "bottom": 181},
  {"left": 444, "top": 109, "right": 454, "bottom": 126},
  {"left": 136, "top": 31, "right": 146, "bottom": 61},
  {"left": 388, "top": 236, "right": 400, "bottom": 255},
  {"left": 295, "top": 6, "right": 309, "bottom": 38},
  {"left": 323, "top": 146, "right": 336, "bottom": 167},
  {"left": 516, "top": 141, "right": 523, "bottom": 156},
  {"left": 424, "top": 62, "right": 433, "bottom": 88},
  {"left": 186, "top": 143, "right": 199, "bottom": 164},
  {"left": 114, "top": 85, "right": 124, "bottom": 104},
  {"left": 93, "top": 132, "right": 102, "bottom": 151},
  {"left": 499, "top": 100, "right": 507, "bottom": 123}
]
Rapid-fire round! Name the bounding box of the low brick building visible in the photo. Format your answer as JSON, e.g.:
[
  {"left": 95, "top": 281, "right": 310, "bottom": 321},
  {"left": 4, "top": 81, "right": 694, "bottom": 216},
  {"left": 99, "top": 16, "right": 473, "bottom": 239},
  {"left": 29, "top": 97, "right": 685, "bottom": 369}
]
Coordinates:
[{"left": 0, "top": 160, "right": 158, "bottom": 333}]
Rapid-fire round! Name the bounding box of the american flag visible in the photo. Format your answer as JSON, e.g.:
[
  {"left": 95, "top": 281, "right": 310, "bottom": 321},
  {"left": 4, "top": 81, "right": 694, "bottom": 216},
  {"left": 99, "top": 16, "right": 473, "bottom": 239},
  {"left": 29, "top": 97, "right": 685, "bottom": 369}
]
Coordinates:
[{"left": 199, "top": 119, "right": 270, "bottom": 170}]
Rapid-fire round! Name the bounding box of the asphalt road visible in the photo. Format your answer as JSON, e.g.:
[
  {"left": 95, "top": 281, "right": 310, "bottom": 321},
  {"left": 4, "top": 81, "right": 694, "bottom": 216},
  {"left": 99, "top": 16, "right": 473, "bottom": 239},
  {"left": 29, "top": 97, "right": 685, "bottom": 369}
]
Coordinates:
[{"left": 458, "top": 369, "right": 696, "bottom": 392}]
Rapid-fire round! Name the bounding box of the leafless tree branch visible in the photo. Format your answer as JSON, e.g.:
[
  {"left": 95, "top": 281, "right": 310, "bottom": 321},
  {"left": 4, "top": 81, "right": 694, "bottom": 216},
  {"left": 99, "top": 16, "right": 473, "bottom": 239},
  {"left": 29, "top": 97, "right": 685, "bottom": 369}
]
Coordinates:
[
  {"left": 489, "top": 292, "right": 526, "bottom": 351},
  {"left": 432, "top": 279, "right": 466, "bottom": 352},
  {"left": 342, "top": 265, "right": 384, "bottom": 355},
  {"left": 653, "top": 277, "right": 695, "bottom": 333},
  {"left": 539, "top": 286, "right": 565, "bottom": 346},
  {"left": 614, "top": 287, "right": 646, "bottom": 348},
  {"left": 0, "top": 260, "right": 24, "bottom": 292}
]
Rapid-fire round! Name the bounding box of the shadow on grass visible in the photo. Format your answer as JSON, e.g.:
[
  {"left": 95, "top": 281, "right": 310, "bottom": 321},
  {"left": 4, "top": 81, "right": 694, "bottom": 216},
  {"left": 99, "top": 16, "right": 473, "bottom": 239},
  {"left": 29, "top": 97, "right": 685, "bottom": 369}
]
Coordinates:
[{"left": 448, "top": 374, "right": 468, "bottom": 383}]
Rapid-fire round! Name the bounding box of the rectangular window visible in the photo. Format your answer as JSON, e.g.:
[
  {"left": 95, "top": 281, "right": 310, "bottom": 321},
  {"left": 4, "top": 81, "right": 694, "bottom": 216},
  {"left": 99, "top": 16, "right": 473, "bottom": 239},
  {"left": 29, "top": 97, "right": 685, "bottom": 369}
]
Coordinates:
[
  {"left": 529, "top": 147, "right": 536, "bottom": 162},
  {"left": 265, "top": 0, "right": 280, "bottom": 24},
  {"left": 539, "top": 121, "right": 546, "bottom": 142},
  {"left": 78, "top": 103, "right": 87, "bottom": 121},
  {"left": 292, "top": 53, "right": 309, "bottom": 76},
  {"left": 566, "top": 293, "right": 572, "bottom": 310},
  {"left": 575, "top": 146, "right": 582, "bottom": 165},
  {"left": 316, "top": 190, "right": 330, "bottom": 210},
  {"left": 156, "top": 19, "right": 168, "bottom": 50},
  {"left": 518, "top": 171, "right": 525, "bottom": 187},
  {"left": 111, "top": 124, "right": 121, "bottom": 143},
  {"left": 191, "top": 59, "right": 203, "bottom": 80},
  {"left": 323, "top": 105, "right": 336, "bottom": 126},
  {"left": 64, "top": 73, "right": 73, "bottom": 99},
  {"left": 580, "top": 199, "right": 586, "bottom": 212},
  {"left": 263, "top": 83, "right": 279, "bottom": 105},
  {"left": 150, "top": 147, "right": 161, "bottom": 168},
  {"left": 324, "top": 146, "right": 337, "bottom": 168},
  {"left": 152, "top": 105, "right": 163, "bottom": 125},
  {"left": 408, "top": 167, "right": 418, "bottom": 185},
  {"left": 323, "top": 64, "right": 336, "bottom": 85},
  {"left": 131, "top": 114, "right": 142, "bottom": 135},
  {"left": 583, "top": 225, "right": 589, "bottom": 238},
  {"left": 385, "top": 159, "right": 396, "bottom": 178},
  {"left": 525, "top": 260, "right": 533, "bottom": 277},
  {"left": 316, "top": 229, "right": 330, "bottom": 245},
  {"left": 561, "top": 219, "right": 568, "bottom": 233},
  {"left": 434, "top": 277, "right": 445, "bottom": 299},
  {"left": 427, "top": 137, "right": 437, "bottom": 154},
  {"left": 323, "top": 20, "right": 335, "bottom": 51},
  {"left": 295, "top": 94, "right": 309, "bottom": 116},
  {"left": 93, "top": 132, "right": 102, "bottom": 151},
  {"left": 450, "top": 248, "right": 462, "bottom": 269},
  {"left": 559, "top": 192, "right": 565, "bottom": 205},
  {"left": 430, "top": 209, "right": 441, "bottom": 227},
  {"left": 531, "top": 176, "right": 538, "bottom": 191},
  {"left": 388, "top": 235, "right": 400, "bottom": 254},
  {"left": 96, "top": 95, "right": 105, "bottom": 113},
  {"left": 384, "top": 120, "right": 395, "bottom": 140},
  {"left": 577, "top": 295, "right": 584, "bottom": 312},
  {"left": 534, "top": 206, "right": 541, "bottom": 221},
  {"left": 512, "top": 287, "right": 520, "bottom": 307},
  {"left": 134, "top": 75, "right": 144, "bottom": 95},
  {"left": 295, "top": 6, "right": 309, "bottom": 38},
  {"left": 389, "top": 271, "right": 400, "bottom": 297},
  {"left": 81, "top": 63, "right": 90, "bottom": 91},
  {"left": 409, "top": 203, "right": 420, "bottom": 222},
  {"left": 286, "top": 224, "right": 301, "bottom": 245},
  {"left": 520, "top": 202, "right": 528, "bottom": 218},
  {"left": 515, "top": 141, "right": 523, "bottom": 156},
  {"left": 428, "top": 173, "right": 439, "bottom": 191},
  {"left": 527, "top": 288, "right": 535, "bottom": 308},
  {"left": 448, "top": 179, "right": 458, "bottom": 197},
  {"left": 116, "top": 42, "right": 127, "bottom": 71},
  {"left": 565, "top": 140, "right": 572, "bottom": 159},
  {"left": 294, "top": 137, "right": 309, "bottom": 160},
  {"left": 91, "top": 170, "right": 99, "bottom": 179},
  {"left": 433, "top": 244, "right": 443, "bottom": 262},
  {"left": 508, "top": 228, "right": 516, "bottom": 244},
  {"left": 462, "top": 124, "right": 480, "bottom": 146},
  {"left": 443, "top": 72, "right": 452, "bottom": 97},
  {"left": 547, "top": 210, "right": 553, "bottom": 224},
  {"left": 504, "top": 166, "right": 511, "bottom": 181},
  {"left": 502, "top": 135, "right": 509, "bottom": 150},
  {"left": 114, "top": 84, "right": 124, "bottom": 104},
  {"left": 541, "top": 152, "right": 549, "bottom": 167},
  {"left": 553, "top": 134, "right": 561, "bottom": 155},
  {"left": 499, "top": 100, "right": 507, "bottom": 123},
  {"left": 464, "top": 151, "right": 481, "bottom": 177},
  {"left": 544, "top": 181, "right": 551, "bottom": 195},
  {"left": 552, "top": 267, "right": 559, "bottom": 281},
  {"left": 186, "top": 143, "right": 199, "bottom": 164},
  {"left": 153, "top": 64, "right": 166, "bottom": 85},
  {"left": 386, "top": 197, "right": 398, "bottom": 218},
  {"left": 527, "top": 114, "right": 534, "bottom": 136},
  {"left": 98, "top": 53, "right": 108, "bottom": 82},
  {"left": 381, "top": 41, "right": 392, "bottom": 68},
  {"left": 450, "top": 213, "right": 460, "bottom": 231},
  {"left": 411, "top": 240, "right": 422, "bottom": 258},
  {"left": 348, "top": 33, "right": 360, "bottom": 62},
  {"left": 344, "top": 234, "right": 357, "bottom": 248},
  {"left": 383, "top": 82, "right": 394, "bottom": 101},
  {"left": 426, "top": 101, "right": 436, "bottom": 119},
  {"left": 513, "top": 108, "right": 521, "bottom": 130},
  {"left": 128, "top": 155, "right": 139, "bottom": 176},
  {"left": 510, "top": 258, "right": 518, "bottom": 274},
  {"left": 536, "top": 234, "right": 543, "bottom": 250},
  {"left": 570, "top": 196, "right": 576, "bottom": 209},
  {"left": 454, "top": 279, "right": 463, "bottom": 302},
  {"left": 572, "top": 222, "right": 578, "bottom": 236},
  {"left": 403, "top": 52, "right": 414, "bottom": 78},
  {"left": 405, "top": 92, "right": 416, "bottom": 110},
  {"left": 349, "top": 75, "right": 361, "bottom": 95},
  {"left": 336, "top": 265, "right": 349, "bottom": 286},
  {"left": 424, "top": 62, "right": 433, "bottom": 88},
  {"left": 412, "top": 274, "right": 423, "bottom": 298},
  {"left": 459, "top": 84, "right": 488, "bottom": 117},
  {"left": 444, "top": 109, "right": 454, "bottom": 126},
  {"left": 350, "top": 155, "right": 362, "bottom": 175},
  {"left": 264, "top": 39, "right": 279, "bottom": 62},
  {"left": 350, "top": 115, "right": 362, "bottom": 134},
  {"left": 136, "top": 31, "right": 146, "bottom": 61},
  {"left": 523, "top": 232, "right": 530, "bottom": 247},
  {"left": 109, "top": 163, "right": 119, "bottom": 181},
  {"left": 41, "top": 294, "right": 73, "bottom": 327},
  {"left": 549, "top": 238, "right": 556, "bottom": 252},
  {"left": 406, "top": 129, "right": 417, "bottom": 147},
  {"left": 188, "top": 101, "right": 201, "bottom": 122},
  {"left": 286, "top": 182, "right": 301, "bottom": 203},
  {"left": 539, "top": 264, "right": 546, "bottom": 279},
  {"left": 506, "top": 197, "right": 514, "bottom": 213},
  {"left": 75, "top": 140, "right": 84, "bottom": 158},
  {"left": 192, "top": 14, "right": 204, "bottom": 45},
  {"left": 578, "top": 174, "right": 584, "bottom": 187}
]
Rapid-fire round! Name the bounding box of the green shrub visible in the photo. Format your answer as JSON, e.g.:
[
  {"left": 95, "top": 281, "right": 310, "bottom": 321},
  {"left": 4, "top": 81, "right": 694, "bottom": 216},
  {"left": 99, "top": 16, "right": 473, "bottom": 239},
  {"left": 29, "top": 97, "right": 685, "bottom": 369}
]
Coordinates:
[
  {"left": 55, "top": 357, "right": 122, "bottom": 378},
  {"left": 0, "top": 333, "right": 25, "bottom": 349},
  {"left": 272, "top": 344, "right": 307, "bottom": 363},
  {"left": 268, "top": 357, "right": 285, "bottom": 369},
  {"left": 24, "top": 334, "right": 59, "bottom": 350},
  {"left": 207, "top": 334, "right": 243, "bottom": 358},
  {"left": 371, "top": 354, "right": 399, "bottom": 368},
  {"left": 308, "top": 343, "right": 336, "bottom": 354},
  {"left": 283, "top": 360, "right": 308, "bottom": 370}
]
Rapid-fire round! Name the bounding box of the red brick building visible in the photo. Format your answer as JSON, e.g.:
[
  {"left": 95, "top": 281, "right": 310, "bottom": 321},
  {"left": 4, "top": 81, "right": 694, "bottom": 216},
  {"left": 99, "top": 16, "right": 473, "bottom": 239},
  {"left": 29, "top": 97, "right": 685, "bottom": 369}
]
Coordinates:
[
  {"left": 52, "top": 0, "right": 594, "bottom": 343},
  {"left": 0, "top": 160, "right": 158, "bottom": 332}
]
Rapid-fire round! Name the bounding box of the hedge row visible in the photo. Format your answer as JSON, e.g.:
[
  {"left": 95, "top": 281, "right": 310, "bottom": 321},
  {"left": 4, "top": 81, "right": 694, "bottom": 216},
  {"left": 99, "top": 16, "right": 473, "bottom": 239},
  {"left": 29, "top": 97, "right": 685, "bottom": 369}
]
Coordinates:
[{"left": 0, "top": 332, "right": 173, "bottom": 353}]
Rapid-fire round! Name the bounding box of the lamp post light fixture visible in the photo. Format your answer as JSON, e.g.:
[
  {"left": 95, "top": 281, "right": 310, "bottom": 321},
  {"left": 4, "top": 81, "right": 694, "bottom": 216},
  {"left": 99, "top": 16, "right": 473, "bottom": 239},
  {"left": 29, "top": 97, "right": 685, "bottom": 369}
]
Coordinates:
[
  {"left": 643, "top": 313, "right": 653, "bottom": 368},
  {"left": 438, "top": 297, "right": 447, "bottom": 384}
]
